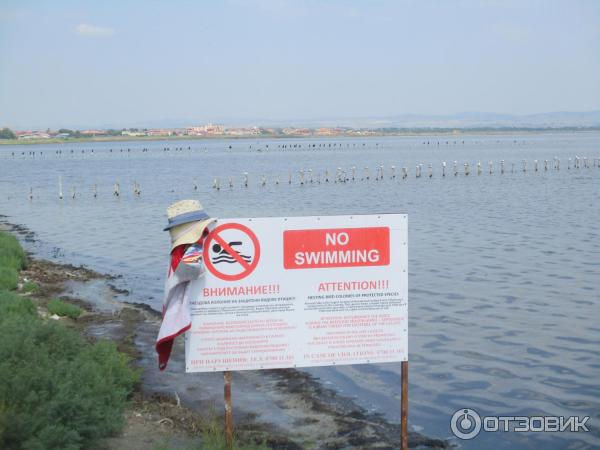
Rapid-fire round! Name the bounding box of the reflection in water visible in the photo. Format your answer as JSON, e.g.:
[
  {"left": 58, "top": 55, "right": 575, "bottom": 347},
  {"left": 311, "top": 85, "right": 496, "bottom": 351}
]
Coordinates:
[{"left": 1, "top": 133, "right": 599, "bottom": 449}]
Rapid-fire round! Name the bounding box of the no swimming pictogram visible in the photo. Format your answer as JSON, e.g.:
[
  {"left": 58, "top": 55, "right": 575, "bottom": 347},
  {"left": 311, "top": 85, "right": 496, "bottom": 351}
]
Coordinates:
[{"left": 203, "top": 223, "right": 260, "bottom": 281}]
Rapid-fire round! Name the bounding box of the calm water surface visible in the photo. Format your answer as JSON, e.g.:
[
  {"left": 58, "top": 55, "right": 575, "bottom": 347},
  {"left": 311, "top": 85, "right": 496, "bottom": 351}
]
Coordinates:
[{"left": 1, "top": 133, "right": 599, "bottom": 449}]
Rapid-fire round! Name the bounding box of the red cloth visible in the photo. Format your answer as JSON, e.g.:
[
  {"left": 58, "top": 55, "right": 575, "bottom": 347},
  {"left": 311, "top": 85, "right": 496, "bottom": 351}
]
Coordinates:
[
  {"left": 155, "top": 244, "right": 189, "bottom": 370},
  {"left": 156, "top": 230, "right": 208, "bottom": 370}
]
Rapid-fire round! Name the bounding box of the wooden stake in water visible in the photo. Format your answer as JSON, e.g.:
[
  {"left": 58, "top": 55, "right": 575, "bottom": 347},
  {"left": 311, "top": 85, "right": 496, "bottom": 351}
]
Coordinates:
[
  {"left": 400, "top": 361, "right": 408, "bottom": 450},
  {"left": 224, "top": 371, "right": 234, "bottom": 450}
]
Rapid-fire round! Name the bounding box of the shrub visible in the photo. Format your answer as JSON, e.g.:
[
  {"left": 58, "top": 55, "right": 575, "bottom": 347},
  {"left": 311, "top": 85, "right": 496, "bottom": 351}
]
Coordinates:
[
  {"left": 0, "top": 291, "right": 138, "bottom": 450},
  {"left": 0, "top": 267, "right": 18, "bottom": 291},
  {"left": 47, "top": 298, "right": 82, "bottom": 319},
  {"left": 0, "top": 290, "right": 37, "bottom": 318},
  {"left": 0, "top": 232, "right": 27, "bottom": 271},
  {"left": 21, "top": 281, "right": 39, "bottom": 293}
]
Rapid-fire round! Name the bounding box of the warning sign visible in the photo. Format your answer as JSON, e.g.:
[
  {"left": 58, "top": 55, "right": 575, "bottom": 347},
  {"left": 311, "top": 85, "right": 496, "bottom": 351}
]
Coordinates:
[
  {"left": 185, "top": 214, "right": 408, "bottom": 373},
  {"left": 203, "top": 223, "right": 260, "bottom": 281}
]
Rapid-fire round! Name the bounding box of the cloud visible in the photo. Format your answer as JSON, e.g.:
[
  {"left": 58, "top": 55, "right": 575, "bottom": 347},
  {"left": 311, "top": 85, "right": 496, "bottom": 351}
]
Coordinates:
[{"left": 73, "top": 23, "right": 115, "bottom": 38}]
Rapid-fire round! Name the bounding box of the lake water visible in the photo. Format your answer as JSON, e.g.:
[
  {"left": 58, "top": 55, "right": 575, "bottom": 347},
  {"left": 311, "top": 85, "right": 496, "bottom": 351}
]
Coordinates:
[{"left": 1, "top": 133, "right": 599, "bottom": 449}]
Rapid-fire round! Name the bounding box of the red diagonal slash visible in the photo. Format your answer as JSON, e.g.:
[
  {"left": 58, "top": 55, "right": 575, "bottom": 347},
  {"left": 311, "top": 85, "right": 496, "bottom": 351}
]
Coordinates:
[{"left": 212, "top": 233, "right": 251, "bottom": 270}]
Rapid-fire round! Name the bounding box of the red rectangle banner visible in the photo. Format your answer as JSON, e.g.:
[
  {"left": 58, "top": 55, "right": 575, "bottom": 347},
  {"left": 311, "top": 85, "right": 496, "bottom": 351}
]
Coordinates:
[{"left": 283, "top": 226, "right": 390, "bottom": 269}]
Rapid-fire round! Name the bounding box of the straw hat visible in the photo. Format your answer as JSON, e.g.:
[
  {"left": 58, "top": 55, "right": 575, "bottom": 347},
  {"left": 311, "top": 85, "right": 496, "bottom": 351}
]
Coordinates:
[{"left": 164, "top": 200, "right": 215, "bottom": 250}]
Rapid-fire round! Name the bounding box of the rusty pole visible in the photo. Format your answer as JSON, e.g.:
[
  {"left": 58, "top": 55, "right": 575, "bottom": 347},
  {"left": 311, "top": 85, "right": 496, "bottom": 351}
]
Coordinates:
[
  {"left": 400, "top": 361, "right": 408, "bottom": 450},
  {"left": 224, "top": 370, "right": 234, "bottom": 450}
]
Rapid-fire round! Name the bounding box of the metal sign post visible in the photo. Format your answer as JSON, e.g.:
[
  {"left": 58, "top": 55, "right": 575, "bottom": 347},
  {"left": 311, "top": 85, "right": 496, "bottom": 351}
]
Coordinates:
[
  {"left": 224, "top": 371, "right": 234, "bottom": 450},
  {"left": 401, "top": 360, "right": 408, "bottom": 450}
]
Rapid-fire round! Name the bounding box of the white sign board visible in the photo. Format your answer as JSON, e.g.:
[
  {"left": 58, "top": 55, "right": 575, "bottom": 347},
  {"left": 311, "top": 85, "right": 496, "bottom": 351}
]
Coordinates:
[{"left": 185, "top": 214, "right": 408, "bottom": 372}]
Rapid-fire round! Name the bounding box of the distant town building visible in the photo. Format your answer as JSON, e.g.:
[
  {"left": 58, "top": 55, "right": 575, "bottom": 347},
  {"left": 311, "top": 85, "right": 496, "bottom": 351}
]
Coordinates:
[
  {"left": 316, "top": 127, "right": 342, "bottom": 136},
  {"left": 146, "top": 129, "right": 173, "bottom": 136},
  {"left": 186, "top": 127, "right": 205, "bottom": 136},
  {"left": 224, "top": 127, "right": 260, "bottom": 136},
  {"left": 282, "top": 127, "right": 311, "bottom": 136},
  {"left": 121, "top": 130, "right": 146, "bottom": 137},
  {"left": 186, "top": 123, "right": 224, "bottom": 136},
  {"left": 16, "top": 131, "right": 51, "bottom": 140},
  {"left": 80, "top": 130, "right": 106, "bottom": 136}
]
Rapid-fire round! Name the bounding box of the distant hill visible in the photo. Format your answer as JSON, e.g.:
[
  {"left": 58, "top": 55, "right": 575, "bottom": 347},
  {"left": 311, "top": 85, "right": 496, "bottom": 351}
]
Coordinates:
[
  {"left": 272, "top": 111, "right": 600, "bottom": 129},
  {"left": 9, "top": 111, "right": 600, "bottom": 131}
]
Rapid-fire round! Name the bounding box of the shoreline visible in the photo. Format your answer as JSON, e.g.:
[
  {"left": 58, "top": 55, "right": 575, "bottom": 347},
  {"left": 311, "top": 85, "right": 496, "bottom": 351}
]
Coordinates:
[
  {"left": 1, "top": 218, "right": 448, "bottom": 449},
  {"left": 1, "top": 128, "right": 598, "bottom": 146}
]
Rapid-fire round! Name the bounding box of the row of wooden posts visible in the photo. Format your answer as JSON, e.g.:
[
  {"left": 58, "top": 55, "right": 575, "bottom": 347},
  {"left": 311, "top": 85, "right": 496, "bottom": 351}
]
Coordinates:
[
  {"left": 211, "top": 156, "right": 600, "bottom": 190},
  {"left": 8, "top": 142, "right": 388, "bottom": 158},
  {"left": 23, "top": 156, "right": 599, "bottom": 200},
  {"left": 7, "top": 139, "right": 531, "bottom": 159}
]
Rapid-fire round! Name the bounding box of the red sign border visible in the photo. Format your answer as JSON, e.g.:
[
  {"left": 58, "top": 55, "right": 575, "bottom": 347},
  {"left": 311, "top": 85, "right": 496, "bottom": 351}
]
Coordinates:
[{"left": 203, "top": 223, "right": 260, "bottom": 281}]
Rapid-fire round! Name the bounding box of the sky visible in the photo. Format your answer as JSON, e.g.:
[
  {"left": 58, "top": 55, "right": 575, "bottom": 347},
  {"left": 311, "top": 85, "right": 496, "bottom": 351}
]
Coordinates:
[{"left": 1, "top": 0, "right": 599, "bottom": 129}]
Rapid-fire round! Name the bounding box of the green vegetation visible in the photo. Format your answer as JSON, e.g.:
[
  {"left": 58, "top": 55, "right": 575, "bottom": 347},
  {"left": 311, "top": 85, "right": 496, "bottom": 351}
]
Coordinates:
[
  {"left": 0, "top": 232, "right": 26, "bottom": 290},
  {"left": 0, "top": 128, "right": 16, "bottom": 139},
  {"left": 47, "top": 298, "right": 83, "bottom": 319},
  {"left": 21, "top": 281, "right": 39, "bottom": 293},
  {"left": 58, "top": 128, "right": 81, "bottom": 138},
  {"left": 0, "top": 232, "right": 27, "bottom": 271},
  {"left": 0, "top": 267, "right": 18, "bottom": 291},
  {"left": 155, "top": 416, "right": 269, "bottom": 450},
  {"left": 0, "top": 231, "right": 138, "bottom": 450},
  {"left": 201, "top": 416, "right": 268, "bottom": 450}
]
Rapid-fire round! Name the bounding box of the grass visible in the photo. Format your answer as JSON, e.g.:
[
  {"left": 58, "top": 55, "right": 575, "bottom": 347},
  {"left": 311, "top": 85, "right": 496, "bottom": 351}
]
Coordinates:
[
  {"left": 0, "top": 232, "right": 27, "bottom": 271},
  {"left": 0, "top": 267, "right": 18, "bottom": 291},
  {"left": 200, "top": 416, "right": 269, "bottom": 450},
  {"left": 153, "top": 413, "right": 269, "bottom": 450},
  {"left": 47, "top": 298, "right": 83, "bottom": 319},
  {"left": 21, "top": 281, "right": 39, "bottom": 293},
  {"left": 0, "top": 232, "right": 27, "bottom": 291},
  {"left": 0, "top": 231, "right": 138, "bottom": 450}
]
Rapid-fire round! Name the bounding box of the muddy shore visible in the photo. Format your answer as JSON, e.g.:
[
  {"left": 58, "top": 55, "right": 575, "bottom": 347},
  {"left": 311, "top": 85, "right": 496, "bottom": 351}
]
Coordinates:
[{"left": 2, "top": 219, "right": 448, "bottom": 449}]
